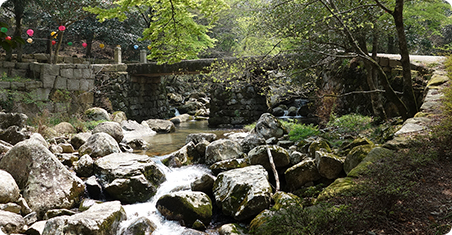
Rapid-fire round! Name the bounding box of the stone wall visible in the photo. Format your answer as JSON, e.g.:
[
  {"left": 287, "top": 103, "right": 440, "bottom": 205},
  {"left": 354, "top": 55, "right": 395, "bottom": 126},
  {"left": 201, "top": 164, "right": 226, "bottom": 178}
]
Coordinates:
[{"left": 209, "top": 84, "right": 267, "bottom": 128}]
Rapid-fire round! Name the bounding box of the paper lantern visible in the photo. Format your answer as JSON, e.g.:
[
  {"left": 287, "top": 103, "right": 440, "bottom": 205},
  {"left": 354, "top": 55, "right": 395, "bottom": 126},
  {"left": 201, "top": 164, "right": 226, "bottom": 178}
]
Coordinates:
[
  {"left": 27, "top": 38, "right": 33, "bottom": 43},
  {"left": 26, "top": 29, "right": 34, "bottom": 37},
  {"left": 1, "top": 27, "right": 7, "bottom": 33},
  {"left": 134, "top": 45, "right": 139, "bottom": 49},
  {"left": 52, "top": 40, "right": 56, "bottom": 45},
  {"left": 147, "top": 45, "right": 152, "bottom": 50},
  {"left": 99, "top": 43, "right": 105, "bottom": 49},
  {"left": 5, "top": 36, "right": 11, "bottom": 41},
  {"left": 67, "top": 42, "right": 73, "bottom": 46},
  {"left": 82, "top": 42, "right": 87, "bottom": 48},
  {"left": 58, "top": 25, "right": 66, "bottom": 31}
]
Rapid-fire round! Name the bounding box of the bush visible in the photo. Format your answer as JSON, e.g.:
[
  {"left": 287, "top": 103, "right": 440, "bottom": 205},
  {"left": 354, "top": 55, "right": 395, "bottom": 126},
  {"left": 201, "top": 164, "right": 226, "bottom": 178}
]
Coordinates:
[
  {"left": 327, "top": 113, "right": 373, "bottom": 134},
  {"left": 287, "top": 123, "right": 320, "bottom": 141}
]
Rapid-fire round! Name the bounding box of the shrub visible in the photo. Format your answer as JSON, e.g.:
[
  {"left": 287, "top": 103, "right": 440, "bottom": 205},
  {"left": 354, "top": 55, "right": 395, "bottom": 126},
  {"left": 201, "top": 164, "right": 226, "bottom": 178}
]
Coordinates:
[
  {"left": 327, "top": 113, "right": 373, "bottom": 134},
  {"left": 287, "top": 123, "right": 320, "bottom": 141}
]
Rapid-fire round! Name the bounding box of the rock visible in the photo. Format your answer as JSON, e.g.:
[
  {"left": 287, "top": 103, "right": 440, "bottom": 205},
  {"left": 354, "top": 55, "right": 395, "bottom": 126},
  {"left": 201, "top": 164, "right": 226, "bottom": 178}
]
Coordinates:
[
  {"left": 241, "top": 133, "right": 266, "bottom": 154},
  {"left": 85, "top": 107, "right": 110, "bottom": 121},
  {"left": 181, "top": 228, "right": 209, "bottom": 235},
  {"left": 17, "top": 197, "right": 32, "bottom": 215},
  {"left": 194, "top": 139, "right": 210, "bottom": 159},
  {"left": 191, "top": 174, "right": 215, "bottom": 196},
  {"left": 53, "top": 122, "right": 76, "bottom": 136},
  {"left": 287, "top": 106, "right": 298, "bottom": 116},
  {"left": 29, "top": 133, "right": 49, "bottom": 148},
  {"left": 121, "top": 120, "right": 156, "bottom": 142},
  {"left": 56, "top": 153, "right": 78, "bottom": 167},
  {"left": 247, "top": 145, "right": 291, "bottom": 171},
  {"left": 74, "top": 154, "right": 94, "bottom": 177},
  {"left": 0, "top": 138, "right": 85, "bottom": 218},
  {"left": 289, "top": 151, "right": 308, "bottom": 165},
  {"left": 24, "top": 211, "right": 38, "bottom": 225},
  {"left": 317, "top": 177, "right": 356, "bottom": 201},
  {"left": 0, "top": 112, "right": 27, "bottom": 129},
  {"left": 49, "top": 143, "right": 63, "bottom": 154},
  {"left": 169, "top": 114, "right": 193, "bottom": 124},
  {"left": 92, "top": 121, "right": 124, "bottom": 143},
  {"left": 78, "top": 133, "right": 121, "bottom": 158},
  {"left": 59, "top": 143, "right": 75, "bottom": 153},
  {"left": 307, "top": 138, "right": 331, "bottom": 158},
  {"left": 0, "top": 202, "right": 21, "bottom": 214},
  {"left": 285, "top": 159, "right": 322, "bottom": 191},
  {"left": 186, "top": 133, "right": 217, "bottom": 145},
  {"left": 44, "top": 208, "right": 76, "bottom": 220},
  {"left": 340, "top": 137, "right": 374, "bottom": 155},
  {"left": 94, "top": 153, "right": 166, "bottom": 204},
  {"left": 84, "top": 176, "right": 103, "bottom": 200},
  {"left": 0, "top": 170, "right": 20, "bottom": 204},
  {"left": 210, "top": 158, "right": 248, "bottom": 175},
  {"left": 165, "top": 142, "right": 200, "bottom": 167},
  {"left": 272, "top": 106, "right": 285, "bottom": 116},
  {"left": 157, "top": 191, "right": 212, "bottom": 228},
  {"left": 315, "top": 150, "right": 344, "bottom": 179},
  {"left": 0, "top": 140, "right": 12, "bottom": 156},
  {"left": 344, "top": 144, "right": 375, "bottom": 174},
  {"left": 347, "top": 147, "right": 394, "bottom": 178},
  {"left": 251, "top": 113, "right": 285, "bottom": 139},
  {"left": 205, "top": 139, "right": 244, "bottom": 165},
  {"left": 0, "top": 125, "right": 30, "bottom": 145},
  {"left": 0, "top": 209, "right": 26, "bottom": 234},
  {"left": 126, "top": 138, "right": 149, "bottom": 150},
  {"left": 120, "top": 217, "right": 156, "bottom": 235},
  {"left": 111, "top": 111, "right": 127, "bottom": 123},
  {"left": 144, "top": 119, "right": 176, "bottom": 133},
  {"left": 26, "top": 220, "right": 46, "bottom": 235},
  {"left": 42, "top": 201, "right": 126, "bottom": 235},
  {"left": 218, "top": 223, "right": 248, "bottom": 235},
  {"left": 248, "top": 209, "right": 275, "bottom": 235},
  {"left": 213, "top": 165, "right": 272, "bottom": 221},
  {"left": 70, "top": 132, "right": 91, "bottom": 150}
]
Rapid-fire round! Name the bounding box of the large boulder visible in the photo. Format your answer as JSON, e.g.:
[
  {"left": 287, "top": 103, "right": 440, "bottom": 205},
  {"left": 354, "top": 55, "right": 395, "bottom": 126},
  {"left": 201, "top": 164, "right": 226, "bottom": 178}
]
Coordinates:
[
  {"left": 0, "top": 126, "right": 30, "bottom": 145},
  {"left": 85, "top": 107, "right": 110, "bottom": 121},
  {"left": 210, "top": 159, "right": 248, "bottom": 175},
  {"left": 92, "top": 121, "right": 124, "bottom": 143},
  {"left": 53, "top": 122, "right": 76, "bottom": 136},
  {"left": 94, "top": 153, "right": 166, "bottom": 204},
  {"left": 0, "top": 112, "right": 27, "bottom": 129},
  {"left": 111, "top": 111, "right": 127, "bottom": 123},
  {"left": 70, "top": 132, "right": 92, "bottom": 150},
  {"left": 247, "top": 145, "right": 291, "bottom": 171},
  {"left": 156, "top": 191, "right": 212, "bottom": 228},
  {"left": 121, "top": 120, "right": 156, "bottom": 144},
  {"left": 251, "top": 113, "right": 285, "bottom": 140},
  {"left": 74, "top": 154, "right": 94, "bottom": 177},
  {"left": 241, "top": 133, "right": 266, "bottom": 154},
  {"left": 205, "top": 139, "right": 244, "bottom": 165},
  {"left": 315, "top": 150, "right": 344, "bottom": 179},
  {"left": 78, "top": 133, "right": 121, "bottom": 158},
  {"left": 186, "top": 133, "right": 217, "bottom": 145},
  {"left": 0, "top": 170, "right": 20, "bottom": 204},
  {"left": 165, "top": 142, "right": 200, "bottom": 167},
  {"left": 0, "top": 138, "right": 85, "bottom": 218},
  {"left": 213, "top": 165, "right": 272, "bottom": 221},
  {"left": 144, "top": 119, "right": 176, "bottom": 133},
  {"left": 344, "top": 144, "right": 375, "bottom": 174},
  {"left": 191, "top": 174, "right": 215, "bottom": 196},
  {"left": 120, "top": 217, "right": 157, "bottom": 235},
  {"left": 284, "top": 159, "right": 322, "bottom": 191},
  {"left": 42, "top": 201, "right": 126, "bottom": 235},
  {"left": 0, "top": 209, "right": 26, "bottom": 234}
]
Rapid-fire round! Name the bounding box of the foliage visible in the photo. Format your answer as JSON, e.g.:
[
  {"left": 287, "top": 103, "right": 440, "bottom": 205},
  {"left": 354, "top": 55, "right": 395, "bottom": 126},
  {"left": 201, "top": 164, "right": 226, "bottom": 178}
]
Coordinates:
[
  {"left": 0, "top": 72, "right": 32, "bottom": 82},
  {"left": 327, "top": 113, "right": 373, "bottom": 135},
  {"left": 86, "top": 0, "right": 228, "bottom": 64},
  {"left": 0, "top": 21, "right": 24, "bottom": 52},
  {"left": 286, "top": 123, "right": 320, "bottom": 142}
]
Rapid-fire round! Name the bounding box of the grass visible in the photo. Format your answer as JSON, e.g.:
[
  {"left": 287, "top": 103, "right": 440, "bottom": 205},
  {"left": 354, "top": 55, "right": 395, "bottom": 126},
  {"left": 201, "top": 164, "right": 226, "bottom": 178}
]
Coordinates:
[{"left": 0, "top": 72, "right": 33, "bottom": 82}]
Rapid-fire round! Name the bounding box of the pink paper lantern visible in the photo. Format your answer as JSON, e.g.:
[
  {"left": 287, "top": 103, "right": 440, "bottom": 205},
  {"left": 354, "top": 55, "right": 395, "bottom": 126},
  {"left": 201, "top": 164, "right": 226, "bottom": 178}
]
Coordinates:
[
  {"left": 58, "top": 25, "right": 66, "bottom": 31},
  {"left": 26, "top": 29, "right": 34, "bottom": 37},
  {"left": 82, "top": 42, "right": 87, "bottom": 48}
]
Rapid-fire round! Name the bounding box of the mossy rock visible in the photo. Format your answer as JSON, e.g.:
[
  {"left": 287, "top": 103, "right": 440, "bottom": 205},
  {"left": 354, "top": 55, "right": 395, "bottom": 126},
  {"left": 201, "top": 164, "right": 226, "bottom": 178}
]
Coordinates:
[
  {"left": 316, "top": 177, "right": 356, "bottom": 201},
  {"left": 271, "top": 191, "right": 299, "bottom": 211},
  {"left": 347, "top": 147, "right": 393, "bottom": 178},
  {"left": 343, "top": 144, "right": 375, "bottom": 174},
  {"left": 426, "top": 74, "right": 449, "bottom": 88},
  {"left": 307, "top": 138, "right": 331, "bottom": 158},
  {"left": 340, "top": 137, "right": 374, "bottom": 155}
]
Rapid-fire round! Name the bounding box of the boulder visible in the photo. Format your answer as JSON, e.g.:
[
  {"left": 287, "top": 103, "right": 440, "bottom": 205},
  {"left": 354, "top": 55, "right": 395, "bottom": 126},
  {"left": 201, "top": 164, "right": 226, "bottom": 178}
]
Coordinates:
[
  {"left": 0, "top": 125, "right": 30, "bottom": 145},
  {"left": 241, "top": 133, "right": 266, "bottom": 154},
  {"left": 0, "top": 209, "right": 26, "bottom": 234},
  {"left": 218, "top": 223, "right": 248, "bottom": 235},
  {"left": 42, "top": 201, "right": 126, "bottom": 235},
  {"left": 210, "top": 158, "right": 248, "bottom": 175},
  {"left": 191, "top": 174, "right": 215, "bottom": 196},
  {"left": 344, "top": 144, "right": 375, "bottom": 174},
  {"left": 186, "top": 133, "right": 217, "bottom": 145},
  {"left": 84, "top": 176, "right": 103, "bottom": 200},
  {"left": 0, "top": 202, "right": 21, "bottom": 214},
  {"left": 125, "top": 138, "right": 149, "bottom": 150},
  {"left": 247, "top": 145, "right": 291, "bottom": 171},
  {"left": 0, "top": 112, "right": 27, "bottom": 129},
  {"left": 85, "top": 107, "right": 110, "bottom": 121},
  {"left": 165, "top": 142, "right": 200, "bottom": 167},
  {"left": 287, "top": 106, "right": 298, "bottom": 116},
  {"left": 26, "top": 220, "right": 46, "bottom": 235},
  {"left": 194, "top": 139, "right": 210, "bottom": 159},
  {"left": 289, "top": 151, "right": 308, "bottom": 165},
  {"left": 53, "top": 122, "right": 76, "bottom": 136},
  {"left": 0, "top": 138, "right": 85, "bottom": 218},
  {"left": 74, "top": 154, "right": 94, "bottom": 177},
  {"left": 0, "top": 170, "right": 20, "bottom": 204},
  {"left": 120, "top": 217, "right": 157, "bottom": 235},
  {"left": 144, "top": 119, "right": 176, "bottom": 133},
  {"left": 78, "top": 133, "right": 121, "bottom": 158},
  {"left": 205, "top": 139, "right": 244, "bottom": 165},
  {"left": 94, "top": 153, "right": 166, "bottom": 204},
  {"left": 272, "top": 106, "right": 285, "bottom": 117},
  {"left": 169, "top": 113, "right": 193, "bottom": 124},
  {"left": 156, "top": 191, "right": 212, "bottom": 228},
  {"left": 55, "top": 153, "right": 78, "bottom": 167},
  {"left": 315, "top": 150, "right": 344, "bottom": 179},
  {"left": 70, "top": 132, "right": 92, "bottom": 150},
  {"left": 0, "top": 140, "right": 12, "bottom": 156},
  {"left": 251, "top": 113, "right": 285, "bottom": 139},
  {"left": 285, "top": 159, "right": 322, "bottom": 191},
  {"left": 213, "top": 165, "right": 272, "bottom": 221},
  {"left": 92, "top": 121, "right": 124, "bottom": 143},
  {"left": 44, "top": 208, "right": 76, "bottom": 220},
  {"left": 111, "top": 111, "right": 127, "bottom": 123},
  {"left": 59, "top": 143, "right": 75, "bottom": 153},
  {"left": 121, "top": 120, "right": 156, "bottom": 142},
  {"left": 307, "top": 138, "right": 331, "bottom": 158}
]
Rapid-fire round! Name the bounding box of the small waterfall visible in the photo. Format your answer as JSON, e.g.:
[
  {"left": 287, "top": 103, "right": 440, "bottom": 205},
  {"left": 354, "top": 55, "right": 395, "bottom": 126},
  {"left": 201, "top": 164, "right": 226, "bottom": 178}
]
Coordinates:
[
  {"left": 117, "top": 156, "right": 213, "bottom": 235},
  {"left": 174, "top": 108, "right": 180, "bottom": 116}
]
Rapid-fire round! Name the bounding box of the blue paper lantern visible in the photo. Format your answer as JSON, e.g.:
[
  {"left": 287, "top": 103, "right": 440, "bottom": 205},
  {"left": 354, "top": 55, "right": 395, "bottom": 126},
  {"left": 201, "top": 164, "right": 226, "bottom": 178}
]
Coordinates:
[{"left": 134, "top": 45, "right": 139, "bottom": 50}]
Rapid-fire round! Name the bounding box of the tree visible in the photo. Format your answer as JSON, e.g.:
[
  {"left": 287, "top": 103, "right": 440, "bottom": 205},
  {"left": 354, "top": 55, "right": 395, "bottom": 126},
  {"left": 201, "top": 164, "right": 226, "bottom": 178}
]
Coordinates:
[
  {"left": 85, "top": 0, "right": 229, "bottom": 64},
  {"left": 2, "top": 0, "right": 29, "bottom": 61}
]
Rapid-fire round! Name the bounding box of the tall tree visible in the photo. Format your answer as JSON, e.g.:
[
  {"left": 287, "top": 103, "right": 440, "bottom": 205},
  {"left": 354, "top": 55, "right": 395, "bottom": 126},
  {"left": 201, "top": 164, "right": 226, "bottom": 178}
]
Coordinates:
[
  {"left": 2, "top": 0, "right": 28, "bottom": 61},
  {"left": 86, "top": 0, "right": 229, "bottom": 64}
]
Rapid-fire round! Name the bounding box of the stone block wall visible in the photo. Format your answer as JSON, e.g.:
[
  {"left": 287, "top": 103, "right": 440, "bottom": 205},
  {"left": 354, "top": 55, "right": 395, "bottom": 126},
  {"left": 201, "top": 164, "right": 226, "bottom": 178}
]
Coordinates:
[{"left": 209, "top": 84, "right": 267, "bottom": 127}]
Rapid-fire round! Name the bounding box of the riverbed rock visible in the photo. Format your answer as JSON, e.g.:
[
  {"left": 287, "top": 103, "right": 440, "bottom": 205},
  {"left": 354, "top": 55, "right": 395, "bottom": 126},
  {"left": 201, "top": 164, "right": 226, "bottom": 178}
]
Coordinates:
[
  {"left": 94, "top": 153, "right": 166, "bottom": 204},
  {"left": 247, "top": 145, "right": 291, "bottom": 171},
  {"left": 42, "top": 201, "right": 126, "bottom": 235},
  {"left": 251, "top": 113, "right": 286, "bottom": 140},
  {"left": 165, "top": 141, "right": 199, "bottom": 167},
  {"left": 0, "top": 138, "right": 85, "bottom": 218},
  {"left": 191, "top": 174, "right": 215, "bottom": 196},
  {"left": 169, "top": 113, "right": 193, "bottom": 124},
  {"left": 210, "top": 158, "right": 248, "bottom": 175},
  {"left": 121, "top": 217, "right": 156, "bottom": 235},
  {"left": 285, "top": 159, "right": 322, "bottom": 190},
  {"left": 218, "top": 223, "right": 248, "bottom": 235},
  {"left": 213, "top": 165, "right": 272, "bottom": 221},
  {"left": 144, "top": 119, "right": 176, "bottom": 133},
  {"left": 0, "top": 209, "right": 26, "bottom": 234},
  {"left": 315, "top": 150, "right": 345, "bottom": 179},
  {"left": 157, "top": 191, "right": 212, "bottom": 228},
  {"left": 0, "top": 112, "right": 27, "bottom": 129},
  {"left": 111, "top": 111, "right": 127, "bottom": 123},
  {"left": 186, "top": 133, "right": 217, "bottom": 145},
  {"left": 78, "top": 133, "right": 121, "bottom": 158},
  {"left": 0, "top": 202, "right": 21, "bottom": 214},
  {"left": 205, "top": 139, "right": 244, "bottom": 165},
  {"left": 85, "top": 107, "right": 110, "bottom": 121},
  {"left": 0, "top": 170, "right": 20, "bottom": 204},
  {"left": 0, "top": 125, "right": 30, "bottom": 145},
  {"left": 121, "top": 120, "right": 156, "bottom": 143},
  {"left": 84, "top": 176, "right": 103, "bottom": 200},
  {"left": 92, "top": 121, "right": 124, "bottom": 143},
  {"left": 70, "top": 132, "right": 91, "bottom": 150},
  {"left": 26, "top": 220, "right": 46, "bottom": 235},
  {"left": 241, "top": 133, "right": 266, "bottom": 154},
  {"left": 343, "top": 144, "right": 375, "bottom": 174},
  {"left": 74, "top": 154, "right": 94, "bottom": 177},
  {"left": 53, "top": 122, "right": 76, "bottom": 136}
]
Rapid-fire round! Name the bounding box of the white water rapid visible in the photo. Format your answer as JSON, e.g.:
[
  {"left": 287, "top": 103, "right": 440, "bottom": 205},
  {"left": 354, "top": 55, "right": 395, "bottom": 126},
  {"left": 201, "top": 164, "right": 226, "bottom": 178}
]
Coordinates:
[{"left": 117, "top": 156, "right": 215, "bottom": 235}]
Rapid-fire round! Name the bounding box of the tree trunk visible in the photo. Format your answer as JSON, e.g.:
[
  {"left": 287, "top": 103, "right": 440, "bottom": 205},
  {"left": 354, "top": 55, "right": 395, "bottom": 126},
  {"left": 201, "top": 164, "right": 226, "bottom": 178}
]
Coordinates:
[
  {"left": 86, "top": 31, "right": 94, "bottom": 58},
  {"left": 369, "top": 29, "right": 387, "bottom": 121},
  {"left": 393, "top": 0, "right": 417, "bottom": 117},
  {"left": 13, "top": 0, "right": 24, "bottom": 62},
  {"left": 52, "top": 31, "right": 65, "bottom": 64},
  {"left": 387, "top": 35, "right": 396, "bottom": 54}
]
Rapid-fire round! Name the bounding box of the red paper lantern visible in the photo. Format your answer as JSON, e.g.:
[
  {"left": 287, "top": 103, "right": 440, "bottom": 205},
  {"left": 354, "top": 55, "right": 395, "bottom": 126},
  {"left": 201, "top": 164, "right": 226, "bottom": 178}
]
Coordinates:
[
  {"left": 26, "top": 29, "right": 34, "bottom": 37},
  {"left": 58, "top": 25, "right": 66, "bottom": 31},
  {"left": 5, "top": 36, "right": 11, "bottom": 41},
  {"left": 82, "top": 42, "right": 87, "bottom": 48},
  {"left": 51, "top": 40, "right": 56, "bottom": 45}
]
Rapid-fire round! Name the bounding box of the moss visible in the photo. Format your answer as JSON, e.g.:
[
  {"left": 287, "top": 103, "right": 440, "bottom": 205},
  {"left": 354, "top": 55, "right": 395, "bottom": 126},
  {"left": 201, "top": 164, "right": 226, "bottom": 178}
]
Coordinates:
[
  {"left": 317, "top": 177, "right": 355, "bottom": 201},
  {"left": 347, "top": 147, "right": 393, "bottom": 178}
]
